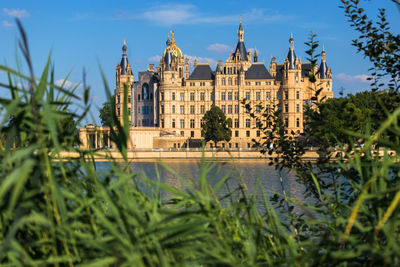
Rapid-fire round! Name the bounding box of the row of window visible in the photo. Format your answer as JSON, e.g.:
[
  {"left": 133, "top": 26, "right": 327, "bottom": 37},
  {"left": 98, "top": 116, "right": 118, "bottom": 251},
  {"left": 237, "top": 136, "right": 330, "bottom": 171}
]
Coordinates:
[
  {"left": 159, "top": 117, "right": 302, "bottom": 130},
  {"left": 137, "top": 106, "right": 152, "bottom": 114},
  {"left": 159, "top": 91, "right": 295, "bottom": 102},
  {"left": 245, "top": 81, "right": 274, "bottom": 86},
  {"left": 283, "top": 103, "right": 302, "bottom": 113},
  {"left": 117, "top": 95, "right": 132, "bottom": 104},
  {"left": 117, "top": 108, "right": 131, "bottom": 116}
]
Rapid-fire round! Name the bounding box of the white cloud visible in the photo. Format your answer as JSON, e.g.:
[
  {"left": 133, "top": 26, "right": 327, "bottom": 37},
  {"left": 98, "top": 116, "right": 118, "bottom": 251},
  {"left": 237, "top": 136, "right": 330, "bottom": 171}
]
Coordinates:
[
  {"left": 2, "top": 8, "right": 30, "bottom": 19},
  {"left": 184, "top": 54, "right": 217, "bottom": 69},
  {"left": 116, "top": 5, "right": 290, "bottom": 27},
  {"left": 142, "top": 4, "right": 195, "bottom": 26},
  {"left": 148, "top": 55, "right": 162, "bottom": 62},
  {"left": 335, "top": 73, "right": 370, "bottom": 83},
  {"left": 2, "top": 20, "right": 13, "bottom": 27},
  {"left": 207, "top": 43, "right": 232, "bottom": 53},
  {"left": 55, "top": 79, "right": 82, "bottom": 89}
]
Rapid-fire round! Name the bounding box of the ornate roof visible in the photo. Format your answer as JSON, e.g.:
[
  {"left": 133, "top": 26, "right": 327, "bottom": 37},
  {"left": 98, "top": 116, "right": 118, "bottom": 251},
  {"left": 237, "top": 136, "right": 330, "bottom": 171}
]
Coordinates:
[
  {"left": 188, "top": 64, "right": 214, "bottom": 80},
  {"left": 163, "top": 31, "right": 183, "bottom": 59},
  {"left": 245, "top": 63, "right": 273, "bottom": 79}
]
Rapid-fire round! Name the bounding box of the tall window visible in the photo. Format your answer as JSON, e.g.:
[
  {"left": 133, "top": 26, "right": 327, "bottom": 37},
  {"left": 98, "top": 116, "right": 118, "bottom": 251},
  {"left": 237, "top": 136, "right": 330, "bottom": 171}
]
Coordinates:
[
  {"left": 266, "top": 104, "right": 271, "bottom": 113},
  {"left": 172, "top": 92, "right": 175, "bottom": 100},
  {"left": 190, "top": 119, "right": 195, "bottom": 128},
  {"left": 277, "top": 92, "right": 281, "bottom": 100},
  {"left": 190, "top": 105, "right": 195, "bottom": 114},
  {"left": 180, "top": 92, "right": 184, "bottom": 101},
  {"left": 200, "top": 105, "right": 205, "bottom": 114},
  {"left": 234, "top": 105, "right": 239, "bottom": 114},
  {"left": 142, "top": 83, "right": 149, "bottom": 99},
  {"left": 128, "top": 95, "right": 131, "bottom": 103},
  {"left": 172, "top": 105, "right": 175, "bottom": 114},
  {"left": 246, "top": 119, "right": 250, "bottom": 128},
  {"left": 211, "top": 92, "right": 215, "bottom": 100},
  {"left": 200, "top": 92, "right": 205, "bottom": 101},
  {"left": 235, "top": 78, "right": 238, "bottom": 85},
  {"left": 285, "top": 118, "right": 288, "bottom": 127},
  {"left": 161, "top": 119, "right": 164, "bottom": 128},
  {"left": 296, "top": 91, "right": 300, "bottom": 99},
  {"left": 285, "top": 91, "right": 288, "bottom": 100},
  {"left": 228, "top": 78, "right": 232, "bottom": 85},
  {"left": 221, "top": 92, "right": 226, "bottom": 100},
  {"left": 228, "top": 92, "right": 232, "bottom": 100},
  {"left": 172, "top": 119, "right": 176, "bottom": 128},
  {"left": 296, "top": 118, "right": 300, "bottom": 127},
  {"left": 296, "top": 103, "right": 300, "bottom": 113},
  {"left": 221, "top": 105, "right": 226, "bottom": 113},
  {"left": 117, "top": 95, "right": 120, "bottom": 103},
  {"left": 234, "top": 119, "right": 239, "bottom": 128},
  {"left": 200, "top": 119, "right": 204, "bottom": 127},
  {"left": 245, "top": 92, "right": 250, "bottom": 100},
  {"left": 117, "top": 108, "right": 120, "bottom": 116},
  {"left": 235, "top": 130, "right": 239, "bottom": 137},
  {"left": 222, "top": 78, "right": 226, "bottom": 85},
  {"left": 256, "top": 92, "right": 261, "bottom": 100},
  {"left": 180, "top": 105, "right": 185, "bottom": 114},
  {"left": 227, "top": 105, "right": 232, "bottom": 114},
  {"left": 180, "top": 119, "right": 185, "bottom": 128},
  {"left": 234, "top": 92, "right": 239, "bottom": 100},
  {"left": 161, "top": 105, "right": 164, "bottom": 114},
  {"left": 266, "top": 92, "right": 271, "bottom": 100},
  {"left": 190, "top": 92, "right": 195, "bottom": 101},
  {"left": 285, "top": 103, "right": 288, "bottom": 113}
]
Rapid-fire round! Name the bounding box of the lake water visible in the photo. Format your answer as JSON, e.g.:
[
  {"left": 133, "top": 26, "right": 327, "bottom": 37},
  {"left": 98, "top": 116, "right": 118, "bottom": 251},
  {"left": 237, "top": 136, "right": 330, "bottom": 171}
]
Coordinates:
[{"left": 96, "top": 159, "right": 307, "bottom": 211}]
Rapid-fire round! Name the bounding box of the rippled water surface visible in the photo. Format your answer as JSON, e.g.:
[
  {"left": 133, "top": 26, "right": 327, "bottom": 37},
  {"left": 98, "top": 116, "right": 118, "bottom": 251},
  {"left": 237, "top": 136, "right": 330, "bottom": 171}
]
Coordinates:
[{"left": 96, "top": 159, "right": 307, "bottom": 210}]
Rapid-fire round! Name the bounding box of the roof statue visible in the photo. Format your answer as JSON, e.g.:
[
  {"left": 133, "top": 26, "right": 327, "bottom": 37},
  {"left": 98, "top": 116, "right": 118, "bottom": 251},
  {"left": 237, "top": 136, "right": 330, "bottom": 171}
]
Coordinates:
[{"left": 163, "top": 30, "right": 183, "bottom": 59}]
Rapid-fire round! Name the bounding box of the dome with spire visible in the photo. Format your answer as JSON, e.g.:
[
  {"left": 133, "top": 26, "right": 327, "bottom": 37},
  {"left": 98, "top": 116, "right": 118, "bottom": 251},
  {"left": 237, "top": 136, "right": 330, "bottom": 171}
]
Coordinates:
[
  {"left": 162, "top": 31, "right": 183, "bottom": 60},
  {"left": 120, "top": 40, "right": 132, "bottom": 75}
]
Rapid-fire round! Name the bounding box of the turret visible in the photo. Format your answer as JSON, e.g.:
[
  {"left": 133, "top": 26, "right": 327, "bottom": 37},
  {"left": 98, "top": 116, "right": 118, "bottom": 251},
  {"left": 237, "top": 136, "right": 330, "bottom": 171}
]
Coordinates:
[
  {"left": 253, "top": 47, "right": 258, "bottom": 62},
  {"left": 115, "top": 41, "right": 134, "bottom": 127},
  {"left": 287, "top": 33, "right": 296, "bottom": 70},
  {"left": 319, "top": 45, "right": 328, "bottom": 79}
]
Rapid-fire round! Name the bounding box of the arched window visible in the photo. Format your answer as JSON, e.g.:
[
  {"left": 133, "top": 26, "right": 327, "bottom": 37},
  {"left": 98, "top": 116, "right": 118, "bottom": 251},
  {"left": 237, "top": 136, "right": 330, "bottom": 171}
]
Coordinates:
[{"left": 142, "top": 83, "right": 149, "bottom": 100}]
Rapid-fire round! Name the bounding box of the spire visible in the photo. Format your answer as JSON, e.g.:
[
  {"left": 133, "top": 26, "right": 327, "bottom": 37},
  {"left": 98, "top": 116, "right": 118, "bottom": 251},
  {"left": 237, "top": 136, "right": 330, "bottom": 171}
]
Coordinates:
[
  {"left": 253, "top": 47, "right": 258, "bottom": 62},
  {"left": 171, "top": 30, "right": 175, "bottom": 45},
  {"left": 319, "top": 45, "right": 328, "bottom": 79},
  {"left": 166, "top": 33, "right": 171, "bottom": 46},
  {"left": 321, "top": 45, "right": 326, "bottom": 62},
  {"left": 120, "top": 40, "right": 129, "bottom": 75},
  {"left": 287, "top": 33, "right": 296, "bottom": 69},
  {"left": 122, "top": 40, "right": 127, "bottom": 55},
  {"left": 238, "top": 18, "right": 244, "bottom": 42}
]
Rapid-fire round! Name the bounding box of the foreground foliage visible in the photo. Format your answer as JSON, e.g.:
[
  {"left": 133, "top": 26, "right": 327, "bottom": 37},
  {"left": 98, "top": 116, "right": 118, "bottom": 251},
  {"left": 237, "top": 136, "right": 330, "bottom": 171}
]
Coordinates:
[{"left": 1, "top": 1, "right": 400, "bottom": 264}]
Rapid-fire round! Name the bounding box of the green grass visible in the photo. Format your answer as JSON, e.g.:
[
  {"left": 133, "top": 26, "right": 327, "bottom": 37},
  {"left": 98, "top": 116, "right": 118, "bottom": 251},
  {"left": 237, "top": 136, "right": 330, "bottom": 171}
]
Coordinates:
[{"left": 1, "top": 20, "right": 400, "bottom": 266}]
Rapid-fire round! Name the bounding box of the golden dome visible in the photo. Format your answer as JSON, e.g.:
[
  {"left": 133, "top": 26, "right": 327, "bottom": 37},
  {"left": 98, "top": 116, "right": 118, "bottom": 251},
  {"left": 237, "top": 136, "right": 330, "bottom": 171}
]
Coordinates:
[{"left": 163, "top": 31, "right": 183, "bottom": 59}]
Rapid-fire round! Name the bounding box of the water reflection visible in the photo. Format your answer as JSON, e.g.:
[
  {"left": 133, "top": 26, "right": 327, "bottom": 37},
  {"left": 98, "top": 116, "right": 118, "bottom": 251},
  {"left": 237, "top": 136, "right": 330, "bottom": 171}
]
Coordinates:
[{"left": 122, "top": 159, "right": 307, "bottom": 211}]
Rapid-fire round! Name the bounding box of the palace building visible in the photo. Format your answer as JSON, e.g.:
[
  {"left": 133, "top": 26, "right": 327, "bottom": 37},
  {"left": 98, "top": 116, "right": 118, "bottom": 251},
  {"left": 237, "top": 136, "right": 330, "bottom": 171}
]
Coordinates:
[{"left": 80, "top": 22, "right": 333, "bottom": 150}]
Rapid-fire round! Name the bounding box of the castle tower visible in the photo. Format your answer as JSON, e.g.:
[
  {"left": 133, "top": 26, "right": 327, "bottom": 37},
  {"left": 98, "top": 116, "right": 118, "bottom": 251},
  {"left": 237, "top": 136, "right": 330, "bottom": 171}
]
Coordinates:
[
  {"left": 115, "top": 40, "right": 134, "bottom": 126},
  {"left": 282, "top": 33, "right": 303, "bottom": 133},
  {"left": 318, "top": 45, "right": 334, "bottom": 101},
  {"left": 253, "top": 47, "right": 258, "bottom": 62},
  {"left": 157, "top": 31, "right": 188, "bottom": 130}
]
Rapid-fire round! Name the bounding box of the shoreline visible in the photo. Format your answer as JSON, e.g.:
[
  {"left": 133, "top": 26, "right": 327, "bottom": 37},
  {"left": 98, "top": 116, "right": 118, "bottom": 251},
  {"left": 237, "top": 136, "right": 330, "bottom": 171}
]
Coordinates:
[{"left": 58, "top": 150, "right": 321, "bottom": 162}]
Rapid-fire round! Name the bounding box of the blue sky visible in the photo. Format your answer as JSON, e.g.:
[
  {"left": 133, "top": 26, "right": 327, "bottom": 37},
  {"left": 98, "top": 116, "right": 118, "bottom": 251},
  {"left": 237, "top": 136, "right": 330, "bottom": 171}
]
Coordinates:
[{"left": 1, "top": 0, "right": 399, "bottom": 124}]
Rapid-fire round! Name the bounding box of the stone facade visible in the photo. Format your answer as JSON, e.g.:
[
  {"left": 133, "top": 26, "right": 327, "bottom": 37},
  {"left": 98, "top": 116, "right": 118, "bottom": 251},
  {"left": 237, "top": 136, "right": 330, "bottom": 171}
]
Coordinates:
[{"left": 80, "top": 22, "right": 333, "bottom": 150}]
